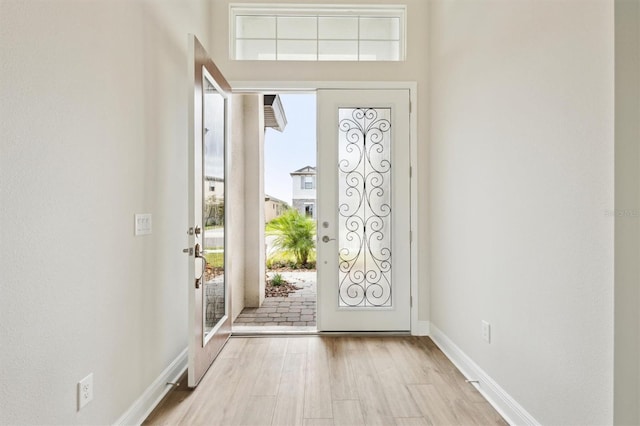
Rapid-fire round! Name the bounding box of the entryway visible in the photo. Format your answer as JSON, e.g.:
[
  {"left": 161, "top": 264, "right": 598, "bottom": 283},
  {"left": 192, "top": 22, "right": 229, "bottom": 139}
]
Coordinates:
[
  {"left": 232, "top": 88, "right": 413, "bottom": 334},
  {"left": 187, "top": 35, "right": 417, "bottom": 388},
  {"left": 234, "top": 93, "right": 319, "bottom": 332}
]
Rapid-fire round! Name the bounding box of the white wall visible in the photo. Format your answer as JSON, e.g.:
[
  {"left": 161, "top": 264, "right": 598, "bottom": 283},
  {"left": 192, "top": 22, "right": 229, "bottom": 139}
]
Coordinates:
[
  {"left": 243, "top": 95, "right": 266, "bottom": 307},
  {"left": 210, "top": 0, "right": 431, "bottom": 321},
  {"left": 0, "top": 1, "right": 212, "bottom": 423},
  {"left": 229, "top": 95, "right": 247, "bottom": 320},
  {"left": 428, "top": 1, "right": 614, "bottom": 424},
  {"left": 614, "top": 0, "right": 640, "bottom": 424}
]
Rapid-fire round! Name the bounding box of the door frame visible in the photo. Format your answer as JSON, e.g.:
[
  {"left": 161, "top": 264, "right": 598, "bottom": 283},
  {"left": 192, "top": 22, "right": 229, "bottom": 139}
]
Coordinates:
[{"left": 232, "top": 81, "right": 421, "bottom": 336}]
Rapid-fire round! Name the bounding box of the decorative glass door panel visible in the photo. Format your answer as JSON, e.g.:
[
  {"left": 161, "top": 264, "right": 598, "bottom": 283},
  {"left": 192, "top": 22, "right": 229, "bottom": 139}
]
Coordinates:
[
  {"left": 338, "top": 108, "right": 392, "bottom": 307},
  {"left": 317, "top": 90, "right": 410, "bottom": 331}
]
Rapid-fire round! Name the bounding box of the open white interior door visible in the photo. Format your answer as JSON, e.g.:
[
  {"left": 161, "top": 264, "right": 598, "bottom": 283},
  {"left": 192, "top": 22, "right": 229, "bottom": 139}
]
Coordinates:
[
  {"left": 187, "top": 34, "right": 232, "bottom": 387},
  {"left": 317, "top": 89, "right": 411, "bottom": 332}
]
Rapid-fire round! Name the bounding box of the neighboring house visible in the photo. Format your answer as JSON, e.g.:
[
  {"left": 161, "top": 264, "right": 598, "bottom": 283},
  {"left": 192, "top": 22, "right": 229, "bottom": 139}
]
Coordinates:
[
  {"left": 290, "top": 166, "right": 316, "bottom": 219},
  {"left": 264, "top": 194, "right": 288, "bottom": 222},
  {"left": 205, "top": 176, "right": 224, "bottom": 200},
  {"left": 204, "top": 176, "right": 225, "bottom": 227}
]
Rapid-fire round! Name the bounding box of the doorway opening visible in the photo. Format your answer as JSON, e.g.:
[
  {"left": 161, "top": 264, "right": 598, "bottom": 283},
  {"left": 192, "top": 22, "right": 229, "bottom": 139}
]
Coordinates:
[{"left": 234, "top": 93, "right": 318, "bottom": 332}]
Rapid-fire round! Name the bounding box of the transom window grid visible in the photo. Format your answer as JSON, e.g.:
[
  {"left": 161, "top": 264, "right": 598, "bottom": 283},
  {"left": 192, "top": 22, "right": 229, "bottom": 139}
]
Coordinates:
[{"left": 230, "top": 4, "right": 406, "bottom": 61}]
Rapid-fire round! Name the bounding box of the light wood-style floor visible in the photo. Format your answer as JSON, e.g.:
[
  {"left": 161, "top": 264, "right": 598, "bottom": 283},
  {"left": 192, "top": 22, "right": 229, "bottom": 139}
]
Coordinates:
[{"left": 144, "top": 336, "right": 507, "bottom": 426}]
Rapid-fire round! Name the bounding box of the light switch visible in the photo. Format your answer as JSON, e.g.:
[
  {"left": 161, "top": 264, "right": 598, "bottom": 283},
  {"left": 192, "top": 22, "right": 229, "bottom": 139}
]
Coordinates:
[{"left": 134, "top": 213, "right": 152, "bottom": 236}]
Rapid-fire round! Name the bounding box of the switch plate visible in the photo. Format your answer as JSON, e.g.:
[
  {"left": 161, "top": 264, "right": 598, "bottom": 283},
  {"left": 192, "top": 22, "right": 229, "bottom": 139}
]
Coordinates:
[
  {"left": 481, "top": 320, "right": 491, "bottom": 343},
  {"left": 134, "top": 213, "right": 152, "bottom": 236},
  {"left": 78, "top": 373, "right": 93, "bottom": 410}
]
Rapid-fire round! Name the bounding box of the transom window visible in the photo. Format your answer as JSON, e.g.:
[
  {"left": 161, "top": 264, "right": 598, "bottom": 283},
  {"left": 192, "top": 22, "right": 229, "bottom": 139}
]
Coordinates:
[{"left": 230, "top": 4, "right": 406, "bottom": 61}]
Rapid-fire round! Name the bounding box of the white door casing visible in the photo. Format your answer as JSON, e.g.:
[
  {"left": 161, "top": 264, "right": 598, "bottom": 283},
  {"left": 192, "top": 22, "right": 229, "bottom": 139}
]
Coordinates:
[{"left": 317, "top": 89, "right": 411, "bottom": 331}]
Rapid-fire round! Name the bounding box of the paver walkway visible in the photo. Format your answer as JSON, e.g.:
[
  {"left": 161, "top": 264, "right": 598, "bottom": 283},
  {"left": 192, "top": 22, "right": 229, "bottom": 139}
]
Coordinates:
[{"left": 234, "top": 271, "right": 316, "bottom": 331}]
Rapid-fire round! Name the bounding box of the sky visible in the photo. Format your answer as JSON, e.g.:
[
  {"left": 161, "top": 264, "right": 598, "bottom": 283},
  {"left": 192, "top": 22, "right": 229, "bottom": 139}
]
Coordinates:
[{"left": 264, "top": 94, "right": 317, "bottom": 205}]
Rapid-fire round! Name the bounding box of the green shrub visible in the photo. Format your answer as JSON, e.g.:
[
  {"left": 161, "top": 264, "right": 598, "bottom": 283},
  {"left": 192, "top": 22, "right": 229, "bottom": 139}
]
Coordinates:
[
  {"left": 270, "top": 273, "right": 285, "bottom": 286},
  {"left": 266, "top": 210, "right": 316, "bottom": 266}
]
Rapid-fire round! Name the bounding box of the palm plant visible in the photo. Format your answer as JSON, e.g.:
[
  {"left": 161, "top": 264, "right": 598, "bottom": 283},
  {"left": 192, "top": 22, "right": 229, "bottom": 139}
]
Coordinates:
[{"left": 266, "top": 209, "right": 316, "bottom": 266}]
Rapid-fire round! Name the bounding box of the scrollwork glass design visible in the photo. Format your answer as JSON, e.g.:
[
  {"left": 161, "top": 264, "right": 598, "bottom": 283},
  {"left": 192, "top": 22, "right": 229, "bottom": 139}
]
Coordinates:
[{"left": 338, "top": 108, "right": 392, "bottom": 307}]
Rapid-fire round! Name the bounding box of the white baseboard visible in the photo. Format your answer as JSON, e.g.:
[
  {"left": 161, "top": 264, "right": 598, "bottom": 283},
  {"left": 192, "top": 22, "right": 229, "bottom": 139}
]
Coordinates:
[
  {"left": 412, "top": 319, "right": 430, "bottom": 336},
  {"left": 429, "top": 325, "right": 539, "bottom": 426},
  {"left": 114, "top": 348, "right": 188, "bottom": 426}
]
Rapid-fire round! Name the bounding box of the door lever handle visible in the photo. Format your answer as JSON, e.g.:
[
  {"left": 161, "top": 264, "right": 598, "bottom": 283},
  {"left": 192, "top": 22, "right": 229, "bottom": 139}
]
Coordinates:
[
  {"left": 194, "top": 243, "right": 207, "bottom": 289},
  {"left": 322, "top": 236, "right": 336, "bottom": 243}
]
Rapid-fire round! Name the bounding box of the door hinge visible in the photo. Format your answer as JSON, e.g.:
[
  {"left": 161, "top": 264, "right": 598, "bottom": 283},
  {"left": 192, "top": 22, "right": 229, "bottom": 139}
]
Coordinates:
[
  {"left": 410, "top": 230, "right": 413, "bottom": 244},
  {"left": 410, "top": 296, "right": 413, "bottom": 308},
  {"left": 410, "top": 166, "right": 412, "bottom": 178},
  {"left": 409, "top": 101, "right": 412, "bottom": 113}
]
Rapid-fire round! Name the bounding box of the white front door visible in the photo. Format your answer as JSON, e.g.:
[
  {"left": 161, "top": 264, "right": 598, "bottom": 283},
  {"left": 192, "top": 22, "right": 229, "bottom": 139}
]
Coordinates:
[
  {"left": 316, "top": 89, "right": 411, "bottom": 331},
  {"left": 187, "top": 35, "right": 232, "bottom": 387}
]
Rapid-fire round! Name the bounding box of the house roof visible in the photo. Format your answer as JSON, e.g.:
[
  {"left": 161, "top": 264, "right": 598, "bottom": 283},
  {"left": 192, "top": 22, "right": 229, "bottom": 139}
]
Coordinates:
[
  {"left": 264, "top": 95, "right": 288, "bottom": 132},
  {"left": 265, "top": 194, "right": 289, "bottom": 205},
  {"left": 290, "top": 166, "right": 316, "bottom": 176}
]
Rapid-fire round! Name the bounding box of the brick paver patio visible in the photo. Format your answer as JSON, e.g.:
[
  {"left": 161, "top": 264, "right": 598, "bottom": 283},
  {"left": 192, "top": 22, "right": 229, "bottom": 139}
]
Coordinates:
[{"left": 233, "top": 271, "right": 316, "bottom": 330}]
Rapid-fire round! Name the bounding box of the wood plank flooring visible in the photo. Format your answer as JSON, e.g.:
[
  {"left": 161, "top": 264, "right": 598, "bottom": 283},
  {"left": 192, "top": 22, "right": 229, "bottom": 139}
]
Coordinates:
[{"left": 143, "top": 336, "right": 507, "bottom": 426}]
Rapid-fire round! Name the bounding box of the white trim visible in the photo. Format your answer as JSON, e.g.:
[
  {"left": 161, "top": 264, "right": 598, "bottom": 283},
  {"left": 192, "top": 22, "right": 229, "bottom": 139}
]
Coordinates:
[
  {"left": 409, "top": 84, "right": 419, "bottom": 337},
  {"left": 230, "top": 80, "right": 415, "bottom": 92},
  {"left": 412, "top": 320, "right": 430, "bottom": 336},
  {"left": 230, "top": 3, "right": 407, "bottom": 15},
  {"left": 113, "top": 348, "right": 188, "bottom": 426},
  {"left": 430, "top": 325, "right": 540, "bottom": 426}
]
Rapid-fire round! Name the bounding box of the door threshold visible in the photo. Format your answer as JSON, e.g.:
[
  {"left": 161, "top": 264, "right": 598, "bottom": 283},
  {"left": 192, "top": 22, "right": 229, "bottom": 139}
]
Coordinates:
[
  {"left": 231, "top": 327, "right": 411, "bottom": 338},
  {"left": 232, "top": 325, "right": 317, "bottom": 336}
]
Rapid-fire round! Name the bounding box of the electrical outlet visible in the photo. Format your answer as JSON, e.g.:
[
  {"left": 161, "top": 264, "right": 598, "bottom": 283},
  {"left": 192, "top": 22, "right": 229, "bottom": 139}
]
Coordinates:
[
  {"left": 481, "top": 320, "right": 491, "bottom": 343},
  {"left": 78, "top": 373, "right": 93, "bottom": 410}
]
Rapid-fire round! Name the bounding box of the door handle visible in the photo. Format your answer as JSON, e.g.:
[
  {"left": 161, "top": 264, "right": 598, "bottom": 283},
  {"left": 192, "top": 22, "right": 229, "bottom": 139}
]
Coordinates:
[
  {"left": 322, "top": 236, "right": 335, "bottom": 243},
  {"left": 194, "top": 243, "right": 207, "bottom": 289}
]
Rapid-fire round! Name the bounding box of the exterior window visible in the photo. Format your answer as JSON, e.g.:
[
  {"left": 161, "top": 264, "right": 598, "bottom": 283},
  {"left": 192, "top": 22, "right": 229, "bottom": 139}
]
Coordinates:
[
  {"left": 303, "top": 176, "right": 314, "bottom": 189},
  {"left": 230, "top": 4, "right": 406, "bottom": 61}
]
